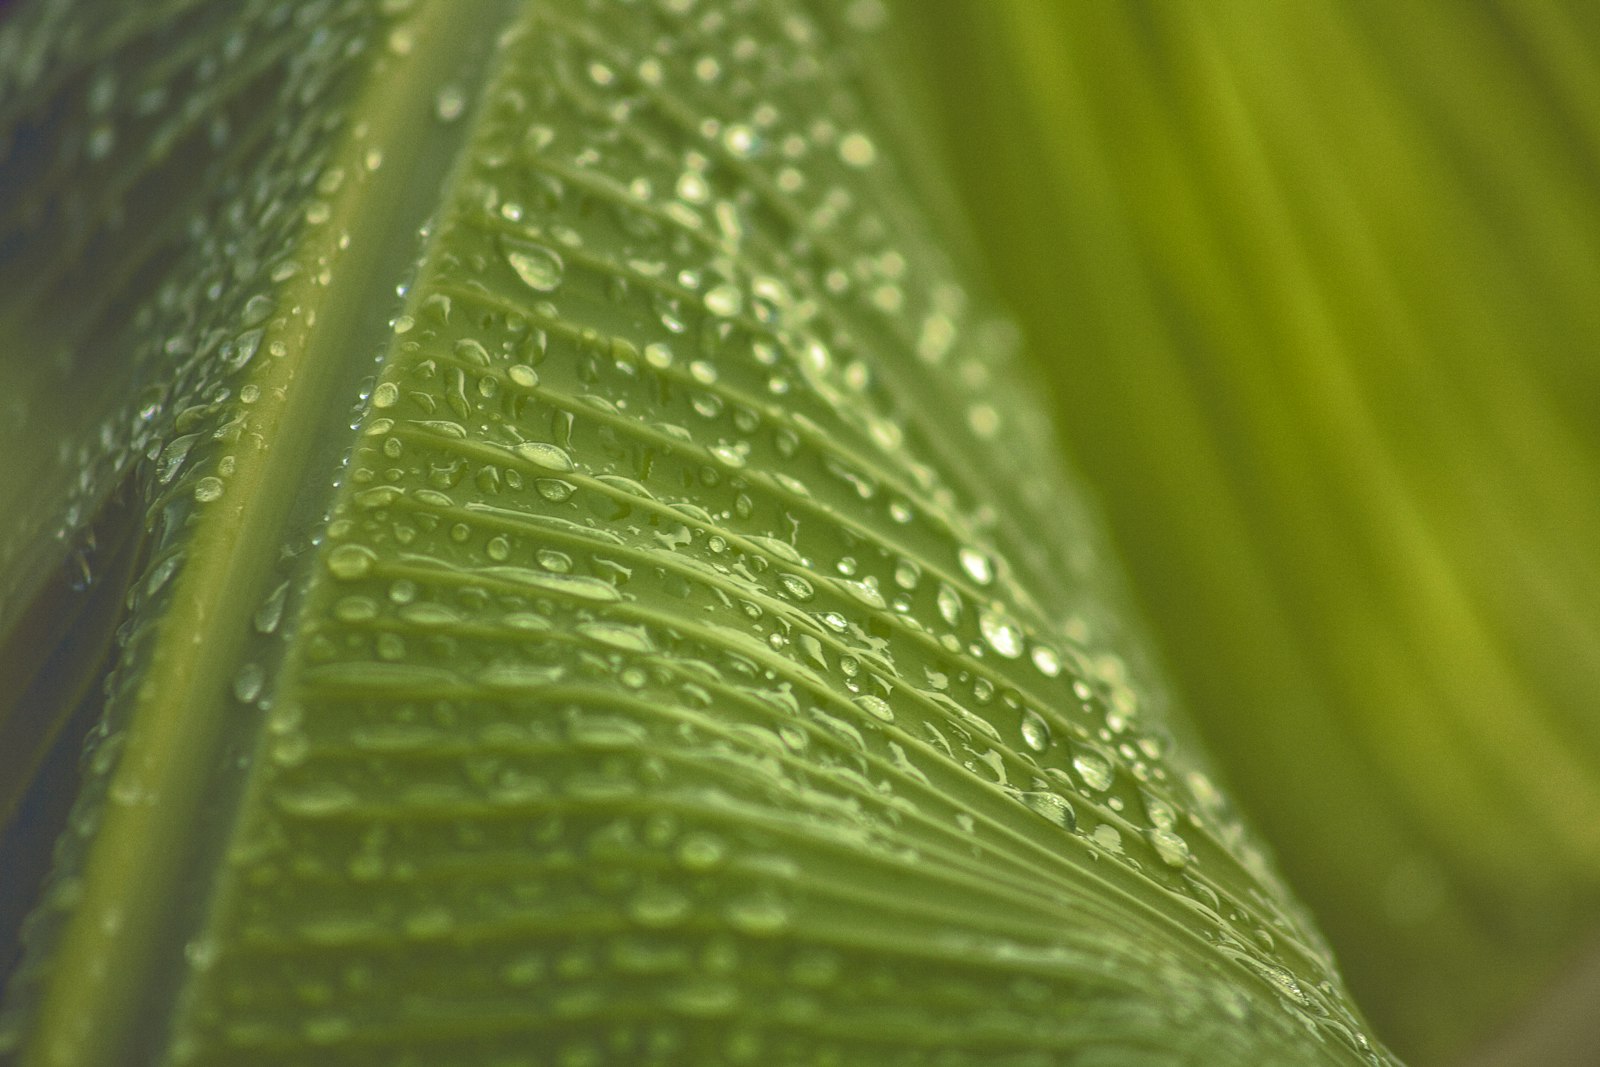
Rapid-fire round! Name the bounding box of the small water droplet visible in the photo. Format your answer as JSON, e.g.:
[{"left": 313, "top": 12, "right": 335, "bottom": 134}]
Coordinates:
[{"left": 193, "top": 476, "right": 224, "bottom": 503}]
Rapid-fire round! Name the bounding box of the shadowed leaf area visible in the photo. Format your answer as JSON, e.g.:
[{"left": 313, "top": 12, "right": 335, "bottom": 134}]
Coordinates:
[{"left": 0, "top": 2, "right": 1395, "bottom": 1066}]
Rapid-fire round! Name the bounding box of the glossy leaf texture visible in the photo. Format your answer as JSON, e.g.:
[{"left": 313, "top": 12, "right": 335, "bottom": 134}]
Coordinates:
[
  {"left": 894, "top": 2, "right": 1600, "bottom": 1063},
  {"left": 0, "top": 2, "right": 1395, "bottom": 1065}
]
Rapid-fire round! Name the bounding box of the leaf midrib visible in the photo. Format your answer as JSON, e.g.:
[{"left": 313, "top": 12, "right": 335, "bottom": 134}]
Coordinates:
[{"left": 17, "top": 5, "right": 523, "bottom": 1064}]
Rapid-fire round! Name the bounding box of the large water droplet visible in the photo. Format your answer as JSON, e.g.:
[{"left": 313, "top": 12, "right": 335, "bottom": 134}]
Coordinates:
[
  {"left": 1148, "top": 827, "right": 1191, "bottom": 869},
  {"left": 628, "top": 886, "right": 690, "bottom": 928},
  {"left": 958, "top": 546, "right": 993, "bottom": 585},
  {"left": 979, "top": 606, "right": 1024, "bottom": 658},
  {"left": 232, "top": 662, "right": 264, "bottom": 703},
  {"left": 514, "top": 441, "right": 575, "bottom": 471},
  {"left": 500, "top": 236, "right": 564, "bottom": 291},
  {"left": 326, "top": 544, "right": 377, "bottom": 580},
  {"left": 778, "top": 573, "right": 814, "bottom": 601},
  {"left": 1073, "top": 750, "right": 1114, "bottom": 792},
  {"left": 1022, "top": 790, "right": 1076, "bottom": 829},
  {"left": 1019, "top": 709, "right": 1051, "bottom": 752},
  {"left": 854, "top": 695, "right": 894, "bottom": 723}
]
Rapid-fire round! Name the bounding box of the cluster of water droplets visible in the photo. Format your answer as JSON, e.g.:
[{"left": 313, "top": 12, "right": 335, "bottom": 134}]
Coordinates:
[
  {"left": 0, "top": 0, "right": 492, "bottom": 1057},
  {"left": 0, "top": 0, "right": 1386, "bottom": 1062}
]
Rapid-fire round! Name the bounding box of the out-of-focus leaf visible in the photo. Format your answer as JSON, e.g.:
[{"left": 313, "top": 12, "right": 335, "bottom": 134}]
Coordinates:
[{"left": 894, "top": 1, "right": 1600, "bottom": 1062}]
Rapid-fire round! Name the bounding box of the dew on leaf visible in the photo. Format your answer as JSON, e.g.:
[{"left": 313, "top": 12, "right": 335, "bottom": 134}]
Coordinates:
[
  {"left": 501, "top": 236, "right": 565, "bottom": 291},
  {"left": 325, "top": 543, "right": 377, "bottom": 580}
]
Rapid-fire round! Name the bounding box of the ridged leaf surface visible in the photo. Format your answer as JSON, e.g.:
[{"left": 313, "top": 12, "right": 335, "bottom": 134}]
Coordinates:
[{"left": 0, "top": 2, "right": 1394, "bottom": 1065}]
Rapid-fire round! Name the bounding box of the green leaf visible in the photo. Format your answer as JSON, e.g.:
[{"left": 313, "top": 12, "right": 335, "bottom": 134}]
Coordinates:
[{"left": 0, "top": 2, "right": 1395, "bottom": 1064}]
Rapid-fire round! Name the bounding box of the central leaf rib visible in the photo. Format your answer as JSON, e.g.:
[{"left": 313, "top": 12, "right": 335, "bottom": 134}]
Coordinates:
[{"left": 11, "top": 4, "right": 521, "bottom": 1063}]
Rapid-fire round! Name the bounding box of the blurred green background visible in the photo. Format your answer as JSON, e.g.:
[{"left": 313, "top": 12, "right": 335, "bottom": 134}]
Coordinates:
[{"left": 892, "top": 2, "right": 1600, "bottom": 1064}]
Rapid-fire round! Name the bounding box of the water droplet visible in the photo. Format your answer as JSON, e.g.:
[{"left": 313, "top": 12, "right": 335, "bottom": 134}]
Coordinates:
[
  {"left": 723, "top": 123, "right": 759, "bottom": 158},
  {"left": 536, "top": 478, "right": 576, "bottom": 502},
  {"left": 326, "top": 544, "right": 377, "bottom": 580},
  {"left": 1141, "top": 790, "right": 1178, "bottom": 830},
  {"left": 277, "top": 781, "right": 358, "bottom": 817},
  {"left": 254, "top": 580, "right": 289, "bottom": 634},
  {"left": 628, "top": 886, "right": 689, "bottom": 928},
  {"left": 1073, "top": 750, "right": 1114, "bottom": 792},
  {"left": 726, "top": 894, "right": 791, "bottom": 935},
  {"left": 676, "top": 170, "right": 710, "bottom": 204},
  {"left": 156, "top": 435, "right": 198, "bottom": 484},
  {"left": 514, "top": 441, "right": 575, "bottom": 471},
  {"left": 577, "top": 621, "right": 654, "bottom": 652},
  {"left": 1148, "top": 827, "right": 1191, "bottom": 869},
  {"left": 240, "top": 294, "right": 274, "bottom": 327},
  {"left": 501, "top": 236, "right": 564, "bottom": 292},
  {"left": 958, "top": 546, "right": 994, "bottom": 585},
  {"left": 1019, "top": 709, "right": 1051, "bottom": 752},
  {"left": 1262, "top": 963, "right": 1311, "bottom": 1006},
  {"left": 979, "top": 606, "right": 1024, "bottom": 658},
  {"left": 1030, "top": 644, "right": 1062, "bottom": 677},
  {"left": 485, "top": 566, "right": 619, "bottom": 602},
  {"left": 193, "top": 477, "right": 224, "bottom": 503},
  {"left": 704, "top": 283, "right": 741, "bottom": 317},
  {"left": 677, "top": 833, "right": 726, "bottom": 870},
  {"left": 936, "top": 583, "right": 962, "bottom": 626},
  {"left": 854, "top": 695, "right": 894, "bottom": 723},
  {"left": 1091, "top": 824, "right": 1123, "bottom": 853},
  {"left": 778, "top": 573, "right": 814, "bottom": 601},
  {"left": 838, "top": 131, "right": 876, "bottom": 167},
  {"left": 232, "top": 663, "right": 264, "bottom": 703},
  {"left": 371, "top": 382, "right": 399, "bottom": 409},
  {"left": 839, "top": 578, "right": 884, "bottom": 609},
  {"left": 1022, "top": 791, "right": 1075, "bottom": 829},
  {"left": 435, "top": 83, "right": 466, "bottom": 122}
]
